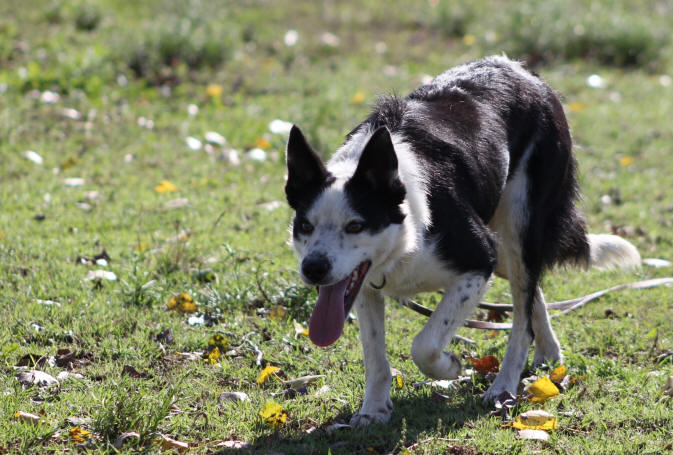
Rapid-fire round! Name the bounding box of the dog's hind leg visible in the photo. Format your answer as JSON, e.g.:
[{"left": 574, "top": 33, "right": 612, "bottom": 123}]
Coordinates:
[
  {"left": 350, "top": 287, "right": 393, "bottom": 426},
  {"left": 411, "top": 272, "right": 489, "bottom": 380},
  {"left": 531, "top": 287, "right": 562, "bottom": 366}
]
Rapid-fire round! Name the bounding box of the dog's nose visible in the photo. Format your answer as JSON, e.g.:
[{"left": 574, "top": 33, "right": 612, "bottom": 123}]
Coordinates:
[{"left": 301, "top": 254, "right": 331, "bottom": 283}]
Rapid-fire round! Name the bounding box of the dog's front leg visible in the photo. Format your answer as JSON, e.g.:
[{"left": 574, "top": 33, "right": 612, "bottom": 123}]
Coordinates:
[
  {"left": 411, "top": 273, "right": 488, "bottom": 379},
  {"left": 350, "top": 287, "right": 392, "bottom": 426}
]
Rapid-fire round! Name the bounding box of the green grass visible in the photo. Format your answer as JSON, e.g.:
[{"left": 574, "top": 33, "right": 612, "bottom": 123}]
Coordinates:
[{"left": 1, "top": 0, "right": 673, "bottom": 453}]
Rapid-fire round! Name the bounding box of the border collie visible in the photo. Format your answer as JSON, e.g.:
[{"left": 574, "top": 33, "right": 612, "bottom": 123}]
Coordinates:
[{"left": 284, "top": 56, "right": 640, "bottom": 426}]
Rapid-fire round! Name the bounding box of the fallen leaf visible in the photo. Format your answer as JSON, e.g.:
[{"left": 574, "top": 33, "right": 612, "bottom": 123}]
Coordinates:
[
  {"left": 527, "top": 376, "right": 560, "bottom": 403},
  {"left": 508, "top": 410, "right": 558, "bottom": 430},
  {"left": 155, "top": 180, "right": 178, "bottom": 193},
  {"left": 218, "top": 392, "right": 249, "bottom": 403},
  {"left": 167, "top": 293, "right": 197, "bottom": 313},
  {"left": 13, "top": 411, "right": 42, "bottom": 425},
  {"left": 84, "top": 270, "right": 117, "bottom": 282},
  {"left": 517, "top": 428, "right": 550, "bottom": 441},
  {"left": 258, "top": 401, "right": 287, "bottom": 428},
  {"left": 16, "top": 370, "right": 59, "bottom": 388},
  {"left": 550, "top": 365, "right": 567, "bottom": 384},
  {"left": 114, "top": 431, "right": 140, "bottom": 450},
  {"left": 70, "top": 427, "right": 91, "bottom": 443},
  {"left": 205, "top": 131, "right": 226, "bottom": 146},
  {"left": 122, "top": 365, "right": 150, "bottom": 379},
  {"left": 467, "top": 355, "right": 500, "bottom": 374},
  {"left": 269, "top": 305, "right": 288, "bottom": 321},
  {"left": 257, "top": 365, "right": 281, "bottom": 386},
  {"left": 161, "top": 436, "right": 189, "bottom": 452},
  {"left": 292, "top": 320, "right": 309, "bottom": 338},
  {"left": 283, "top": 375, "right": 324, "bottom": 389}
]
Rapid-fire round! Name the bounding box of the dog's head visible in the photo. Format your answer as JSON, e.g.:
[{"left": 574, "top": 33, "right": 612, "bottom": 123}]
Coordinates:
[{"left": 285, "top": 125, "right": 407, "bottom": 347}]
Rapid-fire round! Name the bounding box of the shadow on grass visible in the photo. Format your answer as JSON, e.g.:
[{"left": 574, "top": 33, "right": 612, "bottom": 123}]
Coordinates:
[{"left": 221, "top": 394, "right": 489, "bottom": 455}]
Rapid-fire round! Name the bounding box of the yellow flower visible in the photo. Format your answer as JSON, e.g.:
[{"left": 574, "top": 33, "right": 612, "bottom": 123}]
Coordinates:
[
  {"left": 257, "top": 365, "right": 280, "bottom": 386},
  {"left": 528, "top": 376, "right": 560, "bottom": 403},
  {"left": 350, "top": 91, "right": 366, "bottom": 105},
  {"left": 293, "top": 320, "right": 309, "bottom": 338},
  {"left": 70, "top": 427, "right": 91, "bottom": 443},
  {"left": 619, "top": 156, "right": 634, "bottom": 167},
  {"left": 167, "top": 293, "right": 197, "bottom": 313},
  {"left": 258, "top": 401, "right": 287, "bottom": 428},
  {"left": 206, "top": 84, "right": 223, "bottom": 98},
  {"left": 205, "top": 346, "right": 221, "bottom": 365},
  {"left": 395, "top": 374, "right": 404, "bottom": 389},
  {"left": 568, "top": 102, "right": 584, "bottom": 112},
  {"left": 208, "top": 334, "right": 228, "bottom": 349},
  {"left": 136, "top": 241, "right": 149, "bottom": 252},
  {"left": 255, "top": 137, "right": 271, "bottom": 150},
  {"left": 155, "top": 180, "right": 178, "bottom": 193},
  {"left": 463, "top": 34, "right": 476, "bottom": 46}
]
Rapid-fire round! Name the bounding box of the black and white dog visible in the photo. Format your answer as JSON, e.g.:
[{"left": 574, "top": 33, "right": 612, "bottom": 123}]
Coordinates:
[{"left": 284, "top": 56, "right": 640, "bottom": 426}]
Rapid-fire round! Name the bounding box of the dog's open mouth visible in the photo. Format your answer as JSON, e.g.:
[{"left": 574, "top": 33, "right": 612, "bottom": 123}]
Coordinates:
[{"left": 308, "top": 261, "right": 371, "bottom": 347}]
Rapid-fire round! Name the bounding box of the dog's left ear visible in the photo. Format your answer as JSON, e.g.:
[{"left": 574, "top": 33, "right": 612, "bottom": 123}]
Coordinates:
[{"left": 351, "top": 127, "right": 405, "bottom": 202}]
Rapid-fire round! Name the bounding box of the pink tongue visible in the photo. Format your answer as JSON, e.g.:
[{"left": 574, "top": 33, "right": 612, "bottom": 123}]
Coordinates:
[{"left": 308, "top": 278, "right": 349, "bottom": 347}]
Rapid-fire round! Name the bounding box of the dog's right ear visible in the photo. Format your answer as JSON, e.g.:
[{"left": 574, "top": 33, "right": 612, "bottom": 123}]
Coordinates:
[{"left": 285, "top": 125, "right": 331, "bottom": 210}]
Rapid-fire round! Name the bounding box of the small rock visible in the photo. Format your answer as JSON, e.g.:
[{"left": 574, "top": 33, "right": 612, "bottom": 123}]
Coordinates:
[
  {"left": 246, "top": 148, "right": 266, "bottom": 162},
  {"left": 84, "top": 270, "right": 117, "bottom": 282},
  {"left": 185, "top": 136, "right": 202, "bottom": 151},
  {"left": 518, "top": 429, "right": 549, "bottom": 441},
  {"left": 64, "top": 178, "right": 85, "bottom": 187}
]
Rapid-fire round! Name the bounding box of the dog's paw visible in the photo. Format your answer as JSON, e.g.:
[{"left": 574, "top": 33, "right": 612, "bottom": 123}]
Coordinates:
[
  {"left": 482, "top": 381, "right": 517, "bottom": 404},
  {"left": 412, "top": 350, "right": 461, "bottom": 380},
  {"left": 349, "top": 398, "right": 393, "bottom": 427},
  {"left": 532, "top": 346, "right": 564, "bottom": 368}
]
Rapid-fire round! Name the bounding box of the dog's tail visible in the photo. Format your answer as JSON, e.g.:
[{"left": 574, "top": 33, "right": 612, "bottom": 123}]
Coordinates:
[{"left": 587, "top": 234, "right": 641, "bottom": 270}]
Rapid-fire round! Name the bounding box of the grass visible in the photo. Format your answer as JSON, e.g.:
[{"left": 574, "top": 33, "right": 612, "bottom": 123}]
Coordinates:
[{"left": 1, "top": 0, "right": 673, "bottom": 453}]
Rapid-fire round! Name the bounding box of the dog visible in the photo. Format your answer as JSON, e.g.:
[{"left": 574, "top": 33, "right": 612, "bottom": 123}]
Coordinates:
[{"left": 284, "top": 56, "right": 640, "bottom": 426}]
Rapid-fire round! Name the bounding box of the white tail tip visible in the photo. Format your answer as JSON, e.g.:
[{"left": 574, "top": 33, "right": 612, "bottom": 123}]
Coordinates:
[{"left": 588, "top": 234, "right": 641, "bottom": 270}]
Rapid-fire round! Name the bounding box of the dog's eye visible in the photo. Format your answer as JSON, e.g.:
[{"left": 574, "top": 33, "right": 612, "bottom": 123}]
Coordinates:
[
  {"left": 345, "top": 220, "right": 365, "bottom": 234},
  {"left": 298, "top": 220, "right": 314, "bottom": 234}
]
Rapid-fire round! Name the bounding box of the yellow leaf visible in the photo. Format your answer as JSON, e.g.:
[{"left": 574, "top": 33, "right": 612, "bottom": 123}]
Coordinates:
[
  {"left": 619, "top": 156, "right": 634, "bottom": 167},
  {"left": 350, "top": 91, "right": 365, "bottom": 105},
  {"left": 528, "top": 376, "right": 560, "bottom": 403},
  {"left": 568, "top": 102, "right": 584, "bottom": 112},
  {"left": 155, "top": 180, "right": 178, "bottom": 193},
  {"left": 258, "top": 401, "right": 287, "bottom": 428},
  {"left": 255, "top": 137, "right": 271, "bottom": 150},
  {"left": 206, "top": 84, "right": 223, "bottom": 98},
  {"left": 136, "top": 241, "right": 149, "bottom": 252},
  {"left": 508, "top": 410, "right": 558, "bottom": 430},
  {"left": 257, "top": 365, "right": 280, "bottom": 386},
  {"left": 70, "top": 427, "right": 91, "bottom": 443},
  {"left": 550, "top": 365, "right": 567, "bottom": 384},
  {"left": 463, "top": 34, "right": 476, "bottom": 46},
  {"left": 167, "top": 293, "right": 197, "bottom": 313}
]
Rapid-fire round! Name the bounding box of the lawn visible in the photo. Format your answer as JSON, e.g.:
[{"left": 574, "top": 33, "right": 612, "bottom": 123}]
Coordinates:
[{"left": 1, "top": 0, "right": 672, "bottom": 453}]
